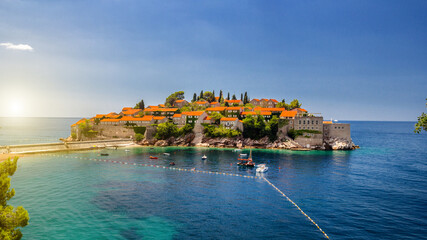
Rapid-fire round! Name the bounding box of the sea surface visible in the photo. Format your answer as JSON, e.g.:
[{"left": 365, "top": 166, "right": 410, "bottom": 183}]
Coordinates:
[
  {"left": 7, "top": 120, "right": 427, "bottom": 239},
  {"left": 0, "top": 117, "right": 80, "bottom": 146}
]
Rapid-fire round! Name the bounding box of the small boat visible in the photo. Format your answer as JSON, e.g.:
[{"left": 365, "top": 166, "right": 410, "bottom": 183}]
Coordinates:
[
  {"left": 149, "top": 156, "right": 158, "bottom": 159},
  {"left": 256, "top": 164, "right": 268, "bottom": 173},
  {"left": 233, "top": 149, "right": 242, "bottom": 152},
  {"left": 124, "top": 149, "right": 130, "bottom": 152},
  {"left": 169, "top": 162, "right": 175, "bottom": 166},
  {"left": 237, "top": 149, "right": 255, "bottom": 167},
  {"left": 239, "top": 153, "right": 247, "bottom": 157},
  {"left": 163, "top": 153, "right": 170, "bottom": 156},
  {"left": 100, "top": 153, "right": 109, "bottom": 156},
  {"left": 202, "top": 155, "right": 207, "bottom": 160}
]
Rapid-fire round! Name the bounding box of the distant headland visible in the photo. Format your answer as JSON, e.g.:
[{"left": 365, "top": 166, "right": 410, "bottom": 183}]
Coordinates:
[{"left": 70, "top": 91, "right": 357, "bottom": 150}]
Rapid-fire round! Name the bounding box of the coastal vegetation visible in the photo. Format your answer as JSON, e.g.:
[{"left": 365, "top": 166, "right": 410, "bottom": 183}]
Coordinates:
[
  {"left": 79, "top": 120, "right": 98, "bottom": 138},
  {"left": 414, "top": 98, "right": 426, "bottom": 133},
  {"left": 0, "top": 157, "right": 29, "bottom": 240},
  {"left": 202, "top": 124, "right": 241, "bottom": 138},
  {"left": 165, "top": 91, "right": 185, "bottom": 107},
  {"left": 287, "top": 129, "right": 322, "bottom": 140},
  {"left": 155, "top": 122, "right": 194, "bottom": 140},
  {"left": 242, "top": 115, "right": 280, "bottom": 141}
]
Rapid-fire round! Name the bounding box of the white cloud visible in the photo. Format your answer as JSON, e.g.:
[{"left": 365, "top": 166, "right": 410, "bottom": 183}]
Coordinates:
[{"left": 0, "top": 42, "right": 33, "bottom": 51}]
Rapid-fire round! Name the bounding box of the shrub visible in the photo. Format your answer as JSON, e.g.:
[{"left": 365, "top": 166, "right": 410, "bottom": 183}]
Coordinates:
[
  {"left": 135, "top": 133, "right": 144, "bottom": 141},
  {"left": 155, "top": 122, "right": 179, "bottom": 140},
  {"left": 203, "top": 125, "right": 241, "bottom": 138},
  {"left": 133, "top": 126, "right": 146, "bottom": 135},
  {"left": 288, "top": 129, "right": 321, "bottom": 140},
  {"left": 178, "top": 123, "right": 194, "bottom": 136}
]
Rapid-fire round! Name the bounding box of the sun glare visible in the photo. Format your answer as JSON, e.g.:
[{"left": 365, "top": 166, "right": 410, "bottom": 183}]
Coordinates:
[{"left": 9, "top": 100, "right": 24, "bottom": 117}]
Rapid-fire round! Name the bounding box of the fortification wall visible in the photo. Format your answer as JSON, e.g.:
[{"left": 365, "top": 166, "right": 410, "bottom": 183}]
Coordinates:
[
  {"left": 294, "top": 133, "right": 323, "bottom": 148},
  {"left": 323, "top": 123, "right": 351, "bottom": 141},
  {"left": 93, "top": 125, "right": 135, "bottom": 139}
]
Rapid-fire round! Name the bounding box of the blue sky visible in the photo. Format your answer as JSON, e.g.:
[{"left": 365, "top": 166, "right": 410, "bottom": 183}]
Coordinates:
[{"left": 0, "top": 0, "right": 426, "bottom": 120}]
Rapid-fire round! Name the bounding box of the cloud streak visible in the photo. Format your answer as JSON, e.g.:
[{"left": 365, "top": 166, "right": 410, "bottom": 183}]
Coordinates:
[{"left": 0, "top": 42, "right": 33, "bottom": 51}]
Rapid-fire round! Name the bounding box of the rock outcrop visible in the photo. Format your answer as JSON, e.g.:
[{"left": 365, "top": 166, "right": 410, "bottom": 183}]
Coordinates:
[{"left": 136, "top": 133, "right": 357, "bottom": 151}]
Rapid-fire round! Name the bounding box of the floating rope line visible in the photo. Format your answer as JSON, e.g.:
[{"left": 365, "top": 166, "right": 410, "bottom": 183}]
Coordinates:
[
  {"left": 40, "top": 154, "right": 260, "bottom": 179},
  {"left": 262, "top": 177, "right": 330, "bottom": 239},
  {"left": 38, "top": 153, "right": 329, "bottom": 239}
]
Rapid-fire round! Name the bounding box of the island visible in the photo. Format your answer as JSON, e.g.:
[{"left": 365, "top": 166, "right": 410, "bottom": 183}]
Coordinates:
[{"left": 69, "top": 91, "right": 357, "bottom": 150}]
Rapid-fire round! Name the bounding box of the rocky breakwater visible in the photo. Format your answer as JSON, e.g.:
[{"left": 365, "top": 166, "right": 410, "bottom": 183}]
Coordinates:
[
  {"left": 137, "top": 133, "right": 195, "bottom": 147},
  {"left": 324, "top": 137, "right": 357, "bottom": 150}
]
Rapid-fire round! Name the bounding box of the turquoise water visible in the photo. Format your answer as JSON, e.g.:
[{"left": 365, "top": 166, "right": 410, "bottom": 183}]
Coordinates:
[
  {"left": 7, "top": 121, "right": 427, "bottom": 239},
  {"left": 0, "top": 117, "right": 80, "bottom": 145}
]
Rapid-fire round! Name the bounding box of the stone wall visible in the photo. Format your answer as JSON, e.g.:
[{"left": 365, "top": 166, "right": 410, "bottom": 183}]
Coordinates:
[
  {"left": 294, "top": 133, "right": 323, "bottom": 148},
  {"left": 323, "top": 123, "right": 351, "bottom": 141},
  {"left": 92, "top": 125, "right": 135, "bottom": 140}
]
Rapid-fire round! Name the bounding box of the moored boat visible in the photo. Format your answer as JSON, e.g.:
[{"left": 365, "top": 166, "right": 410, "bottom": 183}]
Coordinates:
[
  {"left": 149, "top": 156, "right": 158, "bottom": 159},
  {"left": 237, "top": 149, "right": 255, "bottom": 167},
  {"left": 202, "top": 155, "right": 207, "bottom": 160},
  {"left": 256, "top": 164, "right": 268, "bottom": 173}
]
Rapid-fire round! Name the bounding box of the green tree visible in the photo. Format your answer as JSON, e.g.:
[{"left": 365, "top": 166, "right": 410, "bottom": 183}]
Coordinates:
[
  {"left": 203, "top": 91, "right": 215, "bottom": 102},
  {"left": 414, "top": 98, "right": 427, "bottom": 133},
  {"left": 232, "top": 94, "right": 237, "bottom": 100},
  {"left": 155, "top": 122, "right": 179, "bottom": 140},
  {"left": 289, "top": 99, "right": 302, "bottom": 109},
  {"left": 165, "top": 91, "right": 185, "bottom": 107},
  {"left": 276, "top": 99, "right": 287, "bottom": 108},
  {"left": 243, "top": 92, "right": 248, "bottom": 104},
  {"left": 199, "top": 90, "right": 204, "bottom": 100},
  {"left": 209, "top": 112, "right": 224, "bottom": 125},
  {"left": 240, "top": 93, "right": 243, "bottom": 101},
  {"left": 0, "top": 157, "right": 29, "bottom": 240},
  {"left": 192, "top": 93, "right": 197, "bottom": 102},
  {"left": 242, "top": 115, "right": 266, "bottom": 140},
  {"left": 135, "top": 99, "right": 145, "bottom": 109},
  {"left": 219, "top": 90, "right": 223, "bottom": 101},
  {"left": 227, "top": 92, "right": 230, "bottom": 100}
]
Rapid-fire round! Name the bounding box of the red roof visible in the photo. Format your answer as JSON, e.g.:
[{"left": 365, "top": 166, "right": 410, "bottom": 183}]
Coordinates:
[
  {"left": 220, "top": 117, "right": 238, "bottom": 121},
  {"left": 241, "top": 111, "right": 271, "bottom": 116},
  {"left": 225, "top": 99, "right": 241, "bottom": 104},
  {"left": 280, "top": 111, "right": 297, "bottom": 118},
  {"left": 323, "top": 121, "right": 333, "bottom": 124},
  {"left": 122, "top": 109, "right": 142, "bottom": 115},
  {"left": 173, "top": 114, "right": 182, "bottom": 118},
  {"left": 254, "top": 107, "right": 285, "bottom": 112},
  {"left": 175, "top": 100, "right": 186, "bottom": 103},
  {"left": 206, "top": 107, "right": 227, "bottom": 111},
  {"left": 291, "top": 108, "right": 307, "bottom": 112},
  {"left": 144, "top": 108, "right": 178, "bottom": 112},
  {"left": 100, "top": 119, "right": 120, "bottom": 123},
  {"left": 226, "top": 107, "right": 242, "bottom": 110},
  {"left": 182, "top": 111, "right": 205, "bottom": 116},
  {"left": 71, "top": 118, "right": 86, "bottom": 127},
  {"left": 195, "top": 101, "right": 208, "bottom": 104},
  {"left": 270, "top": 99, "right": 279, "bottom": 103},
  {"left": 153, "top": 116, "right": 166, "bottom": 120}
]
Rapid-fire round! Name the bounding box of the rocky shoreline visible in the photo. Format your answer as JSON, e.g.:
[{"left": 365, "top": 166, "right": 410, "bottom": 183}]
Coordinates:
[{"left": 137, "top": 133, "right": 358, "bottom": 151}]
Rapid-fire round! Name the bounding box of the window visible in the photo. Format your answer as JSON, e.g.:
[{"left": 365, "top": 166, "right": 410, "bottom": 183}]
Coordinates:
[
  {"left": 303, "top": 120, "right": 305, "bottom": 124},
  {"left": 316, "top": 120, "right": 318, "bottom": 124},
  {"left": 311, "top": 121, "right": 314, "bottom": 125},
  {"left": 189, "top": 120, "right": 192, "bottom": 123},
  {"left": 299, "top": 120, "right": 301, "bottom": 124}
]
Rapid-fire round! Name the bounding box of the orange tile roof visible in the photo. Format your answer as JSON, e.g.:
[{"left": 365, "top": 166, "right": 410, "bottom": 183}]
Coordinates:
[
  {"left": 323, "top": 121, "right": 333, "bottom": 124},
  {"left": 195, "top": 101, "right": 208, "bottom": 104},
  {"left": 120, "top": 116, "right": 154, "bottom": 122},
  {"left": 205, "top": 116, "right": 212, "bottom": 120},
  {"left": 270, "top": 99, "right": 279, "bottom": 103},
  {"left": 225, "top": 99, "right": 241, "bottom": 103},
  {"left": 106, "top": 112, "right": 120, "bottom": 118},
  {"left": 261, "top": 98, "right": 269, "bottom": 102},
  {"left": 182, "top": 111, "right": 205, "bottom": 116},
  {"left": 206, "top": 107, "right": 227, "bottom": 111},
  {"left": 280, "top": 111, "right": 297, "bottom": 118},
  {"left": 226, "top": 107, "right": 243, "bottom": 110},
  {"left": 153, "top": 116, "right": 166, "bottom": 120},
  {"left": 241, "top": 111, "right": 271, "bottom": 116},
  {"left": 251, "top": 99, "right": 260, "bottom": 101},
  {"left": 291, "top": 108, "right": 307, "bottom": 112},
  {"left": 139, "top": 115, "right": 154, "bottom": 121},
  {"left": 158, "top": 104, "right": 165, "bottom": 107},
  {"left": 210, "top": 102, "right": 219, "bottom": 105},
  {"left": 100, "top": 119, "right": 121, "bottom": 123},
  {"left": 71, "top": 118, "right": 86, "bottom": 127},
  {"left": 144, "top": 108, "right": 178, "bottom": 112},
  {"left": 175, "top": 100, "right": 186, "bottom": 103},
  {"left": 173, "top": 114, "right": 182, "bottom": 118},
  {"left": 220, "top": 117, "right": 238, "bottom": 121},
  {"left": 254, "top": 107, "right": 285, "bottom": 112},
  {"left": 94, "top": 114, "right": 106, "bottom": 119},
  {"left": 122, "top": 109, "right": 142, "bottom": 115},
  {"left": 147, "top": 105, "right": 159, "bottom": 109},
  {"left": 122, "top": 107, "right": 132, "bottom": 111},
  {"left": 215, "top": 96, "right": 220, "bottom": 100}
]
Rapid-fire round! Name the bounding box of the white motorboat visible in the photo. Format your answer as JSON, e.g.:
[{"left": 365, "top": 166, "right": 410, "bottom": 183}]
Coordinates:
[
  {"left": 202, "top": 155, "right": 207, "bottom": 160},
  {"left": 233, "top": 149, "right": 242, "bottom": 152},
  {"left": 256, "top": 164, "right": 268, "bottom": 173},
  {"left": 163, "top": 153, "right": 170, "bottom": 156},
  {"left": 239, "top": 153, "right": 247, "bottom": 157}
]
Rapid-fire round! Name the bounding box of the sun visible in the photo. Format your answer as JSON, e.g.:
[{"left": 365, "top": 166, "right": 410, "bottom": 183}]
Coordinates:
[{"left": 9, "top": 100, "right": 24, "bottom": 117}]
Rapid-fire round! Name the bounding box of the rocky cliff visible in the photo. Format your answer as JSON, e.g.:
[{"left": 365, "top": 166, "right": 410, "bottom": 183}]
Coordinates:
[{"left": 136, "top": 134, "right": 357, "bottom": 150}]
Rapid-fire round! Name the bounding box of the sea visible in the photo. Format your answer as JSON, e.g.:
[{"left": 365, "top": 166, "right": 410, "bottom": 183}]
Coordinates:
[{"left": 3, "top": 118, "right": 427, "bottom": 239}]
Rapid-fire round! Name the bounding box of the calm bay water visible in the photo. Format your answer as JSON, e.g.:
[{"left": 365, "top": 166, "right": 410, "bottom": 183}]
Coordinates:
[
  {"left": 0, "top": 117, "right": 80, "bottom": 145},
  {"left": 7, "top": 120, "right": 427, "bottom": 239}
]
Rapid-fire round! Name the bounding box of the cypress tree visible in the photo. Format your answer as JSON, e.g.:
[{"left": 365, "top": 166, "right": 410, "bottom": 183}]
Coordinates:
[
  {"left": 227, "top": 92, "right": 230, "bottom": 100},
  {"left": 232, "top": 94, "right": 237, "bottom": 100},
  {"left": 240, "top": 93, "right": 243, "bottom": 101},
  {"left": 192, "top": 93, "right": 197, "bottom": 102},
  {"left": 219, "top": 90, "right": 223, "bottom": 100},
  {"left": 200, "top": 90, "right": 204, "bottom": 100}
]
